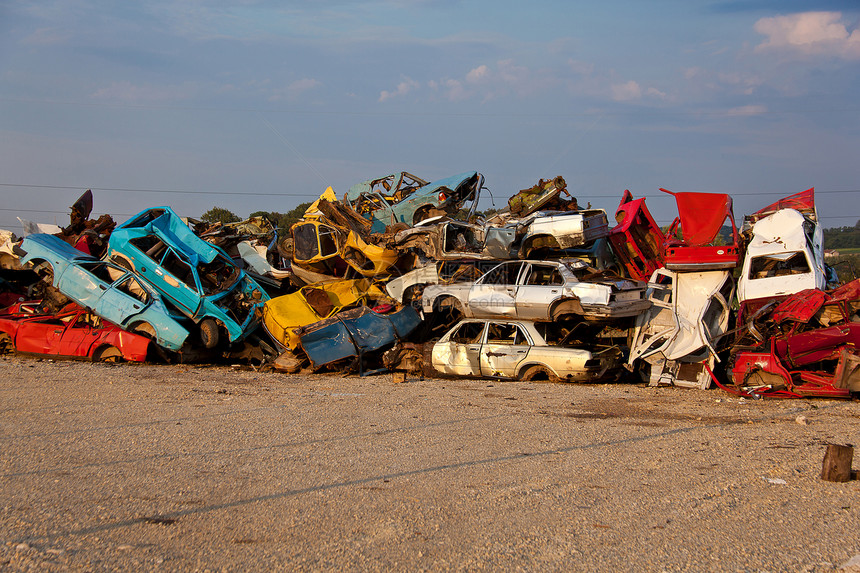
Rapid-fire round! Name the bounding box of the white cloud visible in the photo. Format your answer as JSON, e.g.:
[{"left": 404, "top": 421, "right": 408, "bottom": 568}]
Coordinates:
[
  {"left": 611, "top": 80, "right": 642, "bottom": 101},
  {"left": 266, "top": 78, "right": 322, "bottom": 101},
  {"left": 465, "top": 65, "right": 489, "bottom": 83},
  {"left": 378, "top": 77, "right": 420, "bottom": 102},
  {"left": 91, "top": 81, "right": 194, "bottom": 103},
  {"left": 754, "top": 12, "right": 860, "bottom": 60},
  {"left": 726, "top": 105, "right": 768, "bottom": 117}
]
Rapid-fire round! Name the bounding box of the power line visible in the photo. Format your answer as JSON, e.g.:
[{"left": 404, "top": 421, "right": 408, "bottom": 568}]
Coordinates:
[
  {"left": 1, "top": 182, "right": 859, "bottom": 199},
  {"left": 0, "top": 183, "right": 319, "bottom": 197}
]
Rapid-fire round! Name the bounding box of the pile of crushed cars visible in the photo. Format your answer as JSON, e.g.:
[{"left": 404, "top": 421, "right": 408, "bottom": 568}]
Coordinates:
[{"left": 1, "top": 176, "right": 857, "bottom": 399}]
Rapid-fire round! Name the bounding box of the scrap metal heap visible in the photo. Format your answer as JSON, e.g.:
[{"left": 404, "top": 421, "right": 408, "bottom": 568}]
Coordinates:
[{"left": 2, "top": 178, "right": 856, "bottom": 399}]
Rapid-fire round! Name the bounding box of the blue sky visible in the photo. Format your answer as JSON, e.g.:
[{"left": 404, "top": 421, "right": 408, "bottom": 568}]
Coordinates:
[{"left": 1, "top": 0, "right": 859, "bottom": 233}]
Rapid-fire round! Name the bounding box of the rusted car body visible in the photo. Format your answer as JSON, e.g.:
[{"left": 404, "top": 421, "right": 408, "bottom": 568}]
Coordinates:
[
  {"left": 393, "top": 218, "right": 516, "bottom": 261},
  {"left": 345, "top": 171, "right": 484, "bottom": 232},
  {"left": 728, "top": 279, "right": 860, "bottom": 398},
  {"left": 737, "top": 189, "right": 826, "bottom": 303},
  {"left": 506, "top": 176, "right": 574, "bottom": 216},
  {"left": 629, "top": 268, "right": 735, "bottom": 388},
  {"left": 291, "top": 218, "right": 399, "bottom": 278},
  {"left": 0, "top": 302, "right": 152, "bottom": 362},
  {"left": 299, "top": 305, "right": 421, "bottom": 370},
  {"left": 607, "top": 191, "right": 665, "bottom": 282},
  {"left": 659, "top": 188, "right": 739, "bottom": 271},
  {"left": 427, "top": 318, "right": 622, "bottom": 382},
  {"left": 422, "top": 259, "right": 649, "bottom": 323}
]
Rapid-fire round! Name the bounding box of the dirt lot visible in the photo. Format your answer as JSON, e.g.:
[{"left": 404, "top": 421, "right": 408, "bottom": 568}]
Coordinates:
[{"left": 1, "top": 355, "right": 859, "bottom": 572}]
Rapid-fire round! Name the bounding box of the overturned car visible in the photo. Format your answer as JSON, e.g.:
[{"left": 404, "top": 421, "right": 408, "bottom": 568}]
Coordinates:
[{"left": 107, "top": 207, "right": 269, "bottom": 349}]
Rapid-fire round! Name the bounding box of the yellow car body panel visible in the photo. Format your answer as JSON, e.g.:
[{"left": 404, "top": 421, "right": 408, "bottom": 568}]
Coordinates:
[{"left": 261, "top": 278, "right": 385, "bottom": 350}]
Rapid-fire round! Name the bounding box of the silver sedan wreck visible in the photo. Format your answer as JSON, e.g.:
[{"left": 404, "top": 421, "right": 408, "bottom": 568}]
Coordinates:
[
  {"left": 422, "top": 259, "right": 649, "bottom": 323},
  {"left": 426, "top": 318, "right": 623, "bottom": 382}
]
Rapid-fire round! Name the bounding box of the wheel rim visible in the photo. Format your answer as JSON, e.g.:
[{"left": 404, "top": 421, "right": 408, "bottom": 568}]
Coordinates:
[{"left": 98, "top": 346, "right": 123, "bottom": 363}]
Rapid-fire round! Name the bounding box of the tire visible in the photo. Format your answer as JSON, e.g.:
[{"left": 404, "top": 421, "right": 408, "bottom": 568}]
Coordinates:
[
  {"left": 94, "top": 345, "right": 124, "bottom": 363},
  {"left": 199, "top": 318, "right": 220, "bottom": 350}
]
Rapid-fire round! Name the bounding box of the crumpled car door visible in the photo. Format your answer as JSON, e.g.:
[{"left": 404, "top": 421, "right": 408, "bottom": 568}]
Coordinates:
[
  {"left": 480, "top": 323, "right": 530, "bottom": 378},
  {"left": 435, "top": 321, "right": 484, "bottom": 376},
  {"left": 515, "top": 263, "right": 564, "bottom": 320},
  {"left": 468, "top": 261, "right": 523, "bottom": 317}
]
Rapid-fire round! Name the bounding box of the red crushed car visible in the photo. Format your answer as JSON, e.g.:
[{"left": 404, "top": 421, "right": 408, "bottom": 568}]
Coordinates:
[
  {"left": 608, "top": 189, "right": 740, "bottom": 282},
  {"left": 726, "top": 279, "right": 860, "bottom": 398},
  {"left": 607, "top": 190, "right": 665, "bottom": 282},
  {"left": 660, "top": 188, "right": 739, "bottom": 271},
  {"left": 0, "top": 302, "right": 152, "bottom": 362}
]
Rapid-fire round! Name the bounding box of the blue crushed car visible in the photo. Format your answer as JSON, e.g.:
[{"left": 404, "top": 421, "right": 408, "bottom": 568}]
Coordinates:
[
  {"left": 299, "top": 305, "right": 422, "bottom": 370},
  {"left": 344, "top": 171, "right": 484, "bottom": 233},
  {"left": 107, "top": 207, "right": 269, "bottom": 349},
  {"left": 19, "top": 234, "right": 191, "bottom": 351}
]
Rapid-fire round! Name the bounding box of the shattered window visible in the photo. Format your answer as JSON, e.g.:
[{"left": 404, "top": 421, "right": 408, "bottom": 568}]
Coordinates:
[
  {"left": 293, "top": 224, "right": 319, "bottom": 260},
  {"left": 749, "top": 252, "right": 811, "bottom": 279},
  {"left": 452, "top": 322, "right": 484, "bottom": 344},
  {"left": 161, "top": 249, "right": 197, "bottom": 290},
  {"left": 78, "top": 261, "right": 115, "bottom": 284},
  {"left": 486, "top": 323, "right": 527, "bottom": 345},
  {"left": 481, "top": 262, "right": 524, "bottom": 285},
  {"left": 318, "top": 225, "right": 339, "bottom": 257},
  {"left": 116, "top": 276, "right": 148, "bottom": 303},
  {"left": 130, "top": 236, "right": 167, "bottom": 261},
  {"left": 525, "top": 264, "right": 563, "bottom": 286}
]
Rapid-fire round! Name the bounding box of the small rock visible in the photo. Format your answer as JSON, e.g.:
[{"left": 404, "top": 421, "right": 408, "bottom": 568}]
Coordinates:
[
  {"left": 796, "top": 415, "right": 808, "bottom": 425},
  {"left": 117, "top": 544, "right": 134, "bottom": 551},
  {"left": 15, "top": 542, "right": 30, "bottom": 551}
]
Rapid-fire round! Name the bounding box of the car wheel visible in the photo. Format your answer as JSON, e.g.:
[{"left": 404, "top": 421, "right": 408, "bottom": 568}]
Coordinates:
[
  {"left": 94, "top": 345, "right": 124, "bottom": 363},
  {"left": 199, "top": 318, "right": 220, "bottom": 350},
  {"left": 0, "top": 332, "right": 15, "bottom": 355},
  {"left": 519, "top": 365, "right": 558, "bottom": 383}
]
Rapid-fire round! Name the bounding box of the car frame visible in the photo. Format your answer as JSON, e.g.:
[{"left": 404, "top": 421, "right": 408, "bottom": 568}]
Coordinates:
[
  {"left": 422, "top": 259, "right": 649, "bottom": 323},
  {"left": 107, "top": 207, "right": 269, "bottom": 348},
  {"left": 345, "top": 171, "right": 484, "bottom": 233},
  {"left": 426, "top": 318, "right": 622, "bottom": 382},
  {"left": 19, "top": 234, "right": 191, "bottom": 351},
  {"left": 0, "top": 301, "right": 152, "bottom": 362}
]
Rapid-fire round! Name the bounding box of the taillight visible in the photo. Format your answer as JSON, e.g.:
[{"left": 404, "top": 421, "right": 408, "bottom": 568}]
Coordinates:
[{"left": 438, "top": 192, "right": 447, "bottom": 202}]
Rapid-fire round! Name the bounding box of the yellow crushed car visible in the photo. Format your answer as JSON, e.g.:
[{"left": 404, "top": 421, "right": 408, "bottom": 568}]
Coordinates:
[{"left": 261, "top": 278, "right": 388, "bottom": 351}]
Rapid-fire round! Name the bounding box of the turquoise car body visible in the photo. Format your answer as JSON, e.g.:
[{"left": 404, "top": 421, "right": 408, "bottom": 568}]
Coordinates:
[
  {"left": 107, "top": 207, "right": 269, "bottom": 344},
  {"left": 344, "top": 171, "right": 483, "bottom": 233},
  {"left": 19, "top": 234, "right": 191, "bottom": 351}
]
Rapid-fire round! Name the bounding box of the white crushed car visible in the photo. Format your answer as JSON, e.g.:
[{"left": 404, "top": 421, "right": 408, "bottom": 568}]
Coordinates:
[
  {"left": 422, "top": 259, "right": 649, "bottom": 323},
  {"left": 426, "top": 318, "right": 623, "bottom": 382}
]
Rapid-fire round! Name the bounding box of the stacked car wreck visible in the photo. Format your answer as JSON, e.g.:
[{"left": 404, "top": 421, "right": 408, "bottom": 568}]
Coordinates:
[{"left": 1, "top": 180, "right": 856, "bottom": 399}]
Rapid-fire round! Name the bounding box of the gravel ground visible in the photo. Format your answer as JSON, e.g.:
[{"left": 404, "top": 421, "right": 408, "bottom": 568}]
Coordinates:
[{"left": 1, "top": 355, "right": 859, "bottom": 572}]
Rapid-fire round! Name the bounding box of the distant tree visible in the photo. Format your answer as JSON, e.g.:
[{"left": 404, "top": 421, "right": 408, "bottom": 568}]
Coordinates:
[
  {"left": 250, "top": 202, "right": 313, "bottom": 233},
  {"left": 201, "top": 206, "right": 240, "bottom": 224}
]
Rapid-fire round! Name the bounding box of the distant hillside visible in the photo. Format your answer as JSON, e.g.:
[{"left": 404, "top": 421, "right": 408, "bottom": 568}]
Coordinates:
[{"left": 823, "top": 220, "right": 860, "bottom": 250}]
